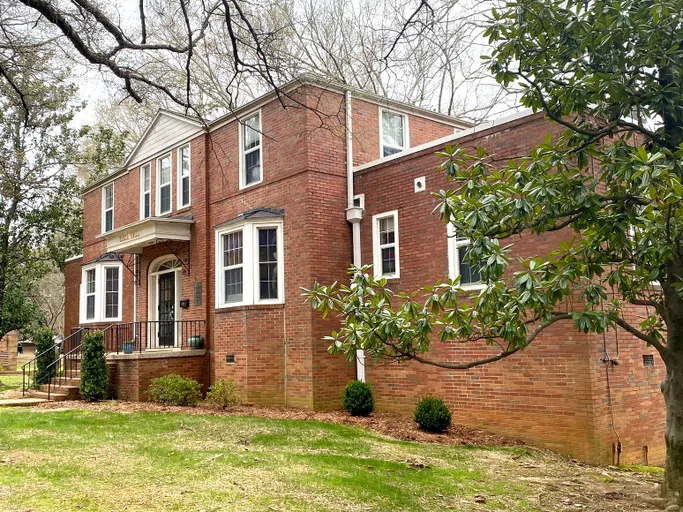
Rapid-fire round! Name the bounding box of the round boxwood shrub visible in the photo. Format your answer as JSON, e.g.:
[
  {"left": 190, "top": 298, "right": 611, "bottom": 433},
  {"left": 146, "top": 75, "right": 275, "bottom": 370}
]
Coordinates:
[
  {"left": 206, "top": 378, "right": 241, "bottom": 409},
  {"left": 414, "top": 397, "right": 452, "bottom": 433},
  {"left": 342, "top": 380, "right": 374, "bottom": 416},
  {"left": 80, "top": 331, "right": 109, "bottom": 401},
  {"left": 147, "top": 374, "right": 202, "bottom": 406}
]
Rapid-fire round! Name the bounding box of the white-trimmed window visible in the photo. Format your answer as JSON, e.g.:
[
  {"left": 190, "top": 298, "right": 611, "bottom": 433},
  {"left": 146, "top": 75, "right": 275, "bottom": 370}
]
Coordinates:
[
  {"left": 85, "top": 268, "right": 96, "bottom": 320},
  {"left": 380, "top": 108, "right": 408, "bottom": 157},
  {"left": 240, "top": 111, "right": 262, "bottom": 188},
  {"left": 80, "top": 263, "right": 123, "bottom": 323},
  {"left": 215, "top": 220, "right": 284, "bottom": 308},
  {"left": 178, "top": 144, "right": 191, "bottom": 208},
  {"left": 372, "top": 210, "right": 400, "bottom": 278},
  {"left": 140, "top": 163, "right": 151, "bottom": 219},
  {"left": 102, "top": 183, "right": 114, "bottom": 233},
  {"left": 156, "top": 153, "right": 172, "bottom": 215},
  {"left": 447, "top": 224, "right": 484, "bottom": 289}
]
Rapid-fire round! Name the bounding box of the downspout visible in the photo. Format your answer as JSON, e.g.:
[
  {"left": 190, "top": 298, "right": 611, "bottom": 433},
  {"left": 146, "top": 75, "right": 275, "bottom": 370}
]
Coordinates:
[{"left": 344, "top": 90, "right": 366, "bottom": 382}]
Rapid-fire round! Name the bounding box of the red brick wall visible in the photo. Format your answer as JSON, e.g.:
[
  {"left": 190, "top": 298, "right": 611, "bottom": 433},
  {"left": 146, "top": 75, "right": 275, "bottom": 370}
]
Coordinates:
[
  {"left": 63, "top": 257, "right": 82, "bottom": 336},
  {"left": 353, "top": 112, "right": 666, "bottom": 465}
]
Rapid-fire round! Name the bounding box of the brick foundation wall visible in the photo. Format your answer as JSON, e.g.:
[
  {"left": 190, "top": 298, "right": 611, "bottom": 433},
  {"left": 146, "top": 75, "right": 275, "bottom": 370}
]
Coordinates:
[{"left": 353, "top": 112, "right": 667, "bottom": 465}]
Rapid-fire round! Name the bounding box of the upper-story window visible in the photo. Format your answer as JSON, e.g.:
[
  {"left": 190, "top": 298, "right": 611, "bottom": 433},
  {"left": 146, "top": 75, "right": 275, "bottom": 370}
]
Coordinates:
[
  {"left": 178, "top": 144, "right": 191, "bottom": 208},
  {"left": 380, "top": 109, "right": 408, "bottom": 157},
  {"left": 140, "top": 163, "right": 151, "bottom": 219},
  {"left": 372, "top": 210, "right": 400, "bottom": 279},
  {"left": 447, "top": 224, "right": 484, "bottom": 289},
  {"left": 157, "top": 153, "right": 172, "bottom": 215},
  {"left": 80, "top": 263, "right": 123, "bottom": 323},
  {"left": 215, "top": 219, "right": 284, "bottom": 308},
  {"left": 240, "top": 111, "right": 262, "bottom": 188},
  {"left": 102, "top": 183, "right": 114, "bottom": 233}
]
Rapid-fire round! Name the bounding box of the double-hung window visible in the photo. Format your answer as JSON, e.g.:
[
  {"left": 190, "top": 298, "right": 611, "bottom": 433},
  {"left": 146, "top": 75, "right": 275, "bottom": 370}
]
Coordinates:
[
  {"left": 104, "top": 266, "right": 120, "bottom": 319},
  {"left": 240, "top": 112, "right": 262, "bottom": 188},
  {"left": 447, "top": 224, "right": 483, "bottom": 289},
  {"left": 178, "top": 144, "right": 191, "bottom": 208},
  {"left": 157, "top": 154, "right": 172, "bottom": 215},
  {"left": 216, "top": 220, "right": 283, "bottom": 307},
  {"left": 85, "top": 269, "right": 96, "bottom": 320},
  {"left": 80, "top": 263, "right": 123, "bottom": 323},
  {"left": 102, "top": 184, "right": 114, "bottom": 233},
  {"left": 372, "top": 211, "right": 400, "bottom": 278},
  {"left": 140, "top": 163, "right": 151, "bottom": 219},
  {"left": 380, "top": 109, "right": 408, "bottom": 157}
]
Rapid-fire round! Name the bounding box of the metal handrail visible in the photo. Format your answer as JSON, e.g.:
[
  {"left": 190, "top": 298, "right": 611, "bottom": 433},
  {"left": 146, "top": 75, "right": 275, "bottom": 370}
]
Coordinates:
[
  {"left": 104, "top": 320, "right": 206, "bottom": 354},
  {"left": 22, "top": 328, "right": 86, "bottom": 397}
]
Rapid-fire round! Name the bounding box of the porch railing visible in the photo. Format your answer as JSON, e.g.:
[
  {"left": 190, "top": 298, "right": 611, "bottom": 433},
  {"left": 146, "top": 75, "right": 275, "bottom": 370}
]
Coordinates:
[
  {"left": 22, "top": 327, "right": 89, "bottom": 397},
  {"left": 103, "top": 320, "right": 206, "bottom": 354}
]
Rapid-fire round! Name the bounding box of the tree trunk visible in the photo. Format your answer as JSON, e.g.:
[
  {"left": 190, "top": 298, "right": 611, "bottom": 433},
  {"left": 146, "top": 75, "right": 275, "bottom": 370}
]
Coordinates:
[{"left": 663, "top": 357, "right": 683, "bottom": 501}]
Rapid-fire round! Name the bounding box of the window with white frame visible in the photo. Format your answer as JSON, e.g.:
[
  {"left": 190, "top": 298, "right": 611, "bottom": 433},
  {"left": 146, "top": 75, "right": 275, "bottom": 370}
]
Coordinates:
[
  {"left": 178, "top": 144, "right": 191, "bottom": 208},
  {"left": 102, "top": 183, "right": 114, "bottom": 233},
  {"left": 447, "top": 224, "right": 483, "bottom": 288},
  {"left": 80, "top": 263, "right": 123, "bottom": 323},
  {"left": 157, "top": 153, "right": 172, "bottom": 215},
  {"left": 372, "top": 211, "right": 400, "bottom": 278},
  {"left": 140, "top": 163, "right": 151, "bottom": 219},
  {"left": 380, "top": 109, "right": 408, "bottom": 157},
  {"left": 85, "top": 268, "right": 96, "bottom": 320},
  {"left": 215, "top": 220, "right": 284, "bottom": 307},
  {"left": 240, "top": 112, "right": 262, "bottom": 188}
]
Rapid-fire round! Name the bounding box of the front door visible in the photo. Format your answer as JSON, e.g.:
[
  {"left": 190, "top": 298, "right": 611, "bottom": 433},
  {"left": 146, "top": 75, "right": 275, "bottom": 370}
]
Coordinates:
[{"left": 158, "top": 272, "right": 175, "bottom": 347}]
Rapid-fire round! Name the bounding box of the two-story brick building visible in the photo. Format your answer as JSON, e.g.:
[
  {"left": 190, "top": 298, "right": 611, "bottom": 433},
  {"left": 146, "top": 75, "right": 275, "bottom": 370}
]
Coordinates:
[{"left": 62, "top": 75, "right": 666, "bottom": 466}]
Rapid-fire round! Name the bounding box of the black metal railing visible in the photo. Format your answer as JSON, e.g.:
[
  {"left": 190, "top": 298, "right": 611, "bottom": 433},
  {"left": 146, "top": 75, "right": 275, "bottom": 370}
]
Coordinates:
[
  {"left": 22, "top": 328, "right": 88, "bottom": 397},
  {"left": 103, "top": 320, "right": 206, "bottom": 354},
  {"left": 43, "top": 325, "right": 98, "bottom": 401}
]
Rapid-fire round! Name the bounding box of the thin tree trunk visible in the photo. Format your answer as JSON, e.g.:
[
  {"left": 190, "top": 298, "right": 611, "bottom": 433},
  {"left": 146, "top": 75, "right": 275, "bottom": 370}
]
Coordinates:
[{"left": 663, "top": 358, "right": 683, "bottom": 500}]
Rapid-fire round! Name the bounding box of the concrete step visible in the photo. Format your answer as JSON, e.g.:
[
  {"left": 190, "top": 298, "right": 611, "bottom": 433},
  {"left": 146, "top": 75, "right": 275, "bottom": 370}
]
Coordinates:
[
  {"left": 0, "top": 398, "right": 47, "bottom": 407},
  {"left": 39, "top": 383, "right": 80, "bottom": 397},
  {"left": 29, "top": 391, "right": 69, "bottom": 402}
]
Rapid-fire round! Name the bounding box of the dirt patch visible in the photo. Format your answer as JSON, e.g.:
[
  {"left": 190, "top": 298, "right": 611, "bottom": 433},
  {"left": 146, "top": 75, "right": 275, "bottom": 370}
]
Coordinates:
[{"left": 35, "top": 400, "right": 522, "bottom": 447}]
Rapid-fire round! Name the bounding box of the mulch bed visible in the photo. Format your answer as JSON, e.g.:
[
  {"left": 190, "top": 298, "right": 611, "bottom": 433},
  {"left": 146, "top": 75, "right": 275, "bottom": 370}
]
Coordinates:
[{"left": 35, "top": 400, "right": 524, "bottom": 447}]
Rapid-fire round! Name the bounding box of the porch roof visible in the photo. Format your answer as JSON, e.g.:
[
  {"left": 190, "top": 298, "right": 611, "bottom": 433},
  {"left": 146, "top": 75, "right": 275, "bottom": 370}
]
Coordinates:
[{"left": 97, "top": 217, "right": 194, "bottom": 254}]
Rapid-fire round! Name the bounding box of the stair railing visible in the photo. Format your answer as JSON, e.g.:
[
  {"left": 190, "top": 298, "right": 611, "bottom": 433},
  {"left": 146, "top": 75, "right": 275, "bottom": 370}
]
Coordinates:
[{"left": 22, "top": 328, "right": 87, "bottom": 397}]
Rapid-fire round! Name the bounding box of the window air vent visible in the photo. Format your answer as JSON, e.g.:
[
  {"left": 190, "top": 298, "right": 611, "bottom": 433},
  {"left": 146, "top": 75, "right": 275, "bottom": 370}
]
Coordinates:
[{"left": 643, "top": 354, "right": 655, "bottom": 367}]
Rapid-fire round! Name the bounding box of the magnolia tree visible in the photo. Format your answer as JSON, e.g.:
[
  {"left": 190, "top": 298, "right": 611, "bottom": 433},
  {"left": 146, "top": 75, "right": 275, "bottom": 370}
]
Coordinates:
[{"left": 305, "top": 0, "right": 683, "bottom": 498}]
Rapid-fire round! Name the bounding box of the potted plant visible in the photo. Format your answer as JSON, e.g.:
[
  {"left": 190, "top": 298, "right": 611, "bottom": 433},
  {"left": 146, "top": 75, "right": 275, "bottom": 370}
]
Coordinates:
[
  {"left": 122, "top": 340, "right": 135, "bottom": 354},
  {"left": 187, "top": 336, "right": 204, "bottom": 349}
]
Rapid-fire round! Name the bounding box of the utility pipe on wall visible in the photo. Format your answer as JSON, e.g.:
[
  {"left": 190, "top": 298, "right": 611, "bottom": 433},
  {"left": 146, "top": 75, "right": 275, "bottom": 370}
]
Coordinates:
[{"left": 345, "top": 89, "right": 366, "bottom": 382}]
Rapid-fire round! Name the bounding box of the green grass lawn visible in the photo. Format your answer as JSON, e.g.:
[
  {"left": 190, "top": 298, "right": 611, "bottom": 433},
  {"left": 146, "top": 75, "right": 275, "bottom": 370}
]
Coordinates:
[
  {"left": 0, "top": 408, "right": 537, "bottom": 512},
  {"left": 0, "top": 374, "right": 22, "bottom": 393}
]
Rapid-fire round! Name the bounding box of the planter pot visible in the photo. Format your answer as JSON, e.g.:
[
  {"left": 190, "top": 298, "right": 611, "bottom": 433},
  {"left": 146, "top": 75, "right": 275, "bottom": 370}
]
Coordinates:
[
  {"left": 187, "top": 336, "right": 204, "bottom": 349},
  {"left": 122, "top": 342, "right": 134, "bottom": 354}
]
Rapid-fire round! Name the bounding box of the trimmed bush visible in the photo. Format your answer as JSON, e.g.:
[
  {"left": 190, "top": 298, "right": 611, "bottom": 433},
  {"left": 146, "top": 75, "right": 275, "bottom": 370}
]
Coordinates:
[
  {"left": 414, "top": 397, "right": 452, "bottom": 433},
  {"left": 342, "top": 380, "right": 374, "bottom": 416},
  {"left": 206, "top": 379, "right": 241, "bottom": 409},
  {"left": 34, "top": 328, "right": 57, "bottom": 386},
  {"left": 80, "top": 331, "right": 109, "bottom": 401},
  {"left": 147, "top": 374, "right": 202, "bottom": 406}
]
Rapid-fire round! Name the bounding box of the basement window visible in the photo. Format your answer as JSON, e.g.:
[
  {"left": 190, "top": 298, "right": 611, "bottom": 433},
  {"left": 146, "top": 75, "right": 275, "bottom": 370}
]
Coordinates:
[{"left": 643, "top": 354, "right": 655, "bottom": 367}]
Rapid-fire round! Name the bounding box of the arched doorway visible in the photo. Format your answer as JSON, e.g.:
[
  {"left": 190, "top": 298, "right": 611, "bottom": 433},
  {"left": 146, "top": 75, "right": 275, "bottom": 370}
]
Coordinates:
[{"left": 148, "top": 256, "right": 182, "bottom": 348}]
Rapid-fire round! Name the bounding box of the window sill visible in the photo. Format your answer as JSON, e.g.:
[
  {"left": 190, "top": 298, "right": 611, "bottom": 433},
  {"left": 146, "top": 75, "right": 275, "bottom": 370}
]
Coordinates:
[
  {"left": 215, "top": 302, "right": 285, "bottom": 313},
  {"left": 176, "top": 205, "right": 192, "bottom": 214}
]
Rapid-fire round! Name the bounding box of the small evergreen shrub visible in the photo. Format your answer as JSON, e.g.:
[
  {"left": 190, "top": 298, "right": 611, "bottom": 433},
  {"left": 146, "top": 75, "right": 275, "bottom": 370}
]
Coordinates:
[
  {"left": 34, "top": 328, "right": 57, "bottom": 386},
  {"left": 147, "top": 374, "right": 202, "bottom": 406},
  {"left": 206, "top": 379, "right": 241, "bottom": 409},
  {"left": 80, "top": 331, "right": 109, "bottom": 401},
  {"left": 414, "top": 397, "right": 452, "bottom": 433},
  {"left": 342, "top": 380, "right": 374, "bottom": 416}
]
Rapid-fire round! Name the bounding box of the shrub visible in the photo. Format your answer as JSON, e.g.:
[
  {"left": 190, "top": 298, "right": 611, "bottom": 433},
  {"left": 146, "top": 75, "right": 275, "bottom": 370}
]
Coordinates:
[
  {"left": 342, "top": 380, "right": 374, "bottom": 416},
  {"left": 80, "top": 331, "right": 109, "bottom": 401},
  {"left": 414, "top": 397, "right": 452, "bottom": 433},
  {"left": 206, "top": 379, "right": 241, "bottom": 409},
  {"left": 147, "top": 374, "right": 202, "bottom": 406},
  {"left": 34, "top": 328, "right": 57, "bottom": 386}
]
